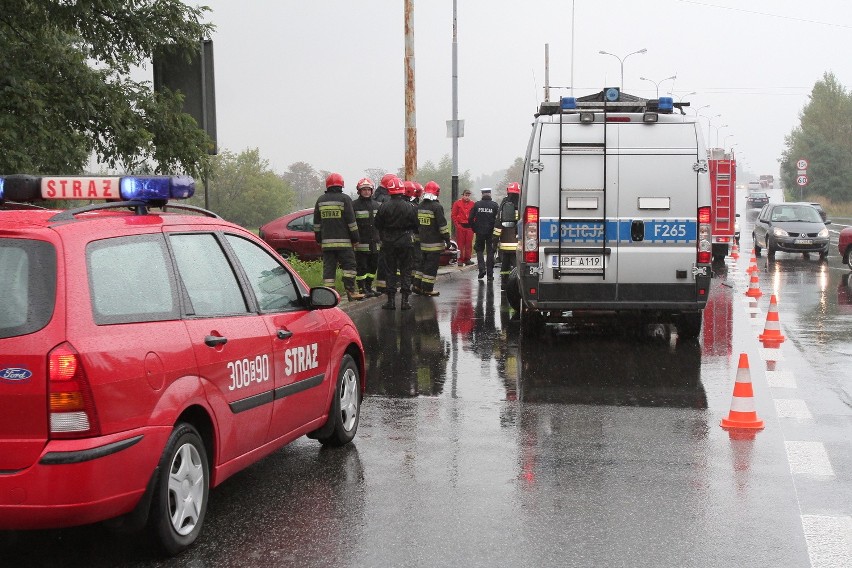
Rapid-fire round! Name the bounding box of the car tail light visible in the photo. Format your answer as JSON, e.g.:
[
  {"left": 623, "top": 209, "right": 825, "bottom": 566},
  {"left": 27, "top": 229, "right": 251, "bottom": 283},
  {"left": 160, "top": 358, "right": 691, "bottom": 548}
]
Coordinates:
[
  {"left": 48, "top": 342, "right": 100, "bottom": 438},
  {"left": 697, "top": 206, "right": 712, "bottom": 264},
  {"left": 523, "top": 206, "right": 539, "bottom": 264}
]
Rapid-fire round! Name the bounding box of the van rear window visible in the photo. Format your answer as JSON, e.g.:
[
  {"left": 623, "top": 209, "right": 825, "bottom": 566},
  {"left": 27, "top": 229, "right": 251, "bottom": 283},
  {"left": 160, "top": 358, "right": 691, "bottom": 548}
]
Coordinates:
[{"left": 0, "top": 239, "right": 57, "bottom": 339}]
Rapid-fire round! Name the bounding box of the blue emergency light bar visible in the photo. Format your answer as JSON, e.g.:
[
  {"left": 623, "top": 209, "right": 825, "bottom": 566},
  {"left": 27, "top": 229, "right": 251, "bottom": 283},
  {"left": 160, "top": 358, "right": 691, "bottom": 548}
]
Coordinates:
[
  {"left": 560, "top": 97, "right": 577, "bottom": 110},
  {"left": 0, "top": 177, "right": 5, "bottom": 203},
  {"left": 658, "top": 97, "right": 674, "bottom": 111},
  {"left": 0, "top": 175, "right": 195, "bottom": 204}
]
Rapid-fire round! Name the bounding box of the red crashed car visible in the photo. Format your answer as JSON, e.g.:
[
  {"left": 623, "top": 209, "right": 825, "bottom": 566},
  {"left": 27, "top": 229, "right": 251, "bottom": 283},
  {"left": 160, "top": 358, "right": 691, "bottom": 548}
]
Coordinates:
[
  {"left": 0, "top": 175, "right": 365, "bottom": 555},
  {"left": 839, "top": 225, "right": 852, "bottom": 269},
  {"left": 259, "top": 208, "right": 322, "bottom": 261},
  {"left": 260, "top": 208, "right": 460, "bottom": 265}
]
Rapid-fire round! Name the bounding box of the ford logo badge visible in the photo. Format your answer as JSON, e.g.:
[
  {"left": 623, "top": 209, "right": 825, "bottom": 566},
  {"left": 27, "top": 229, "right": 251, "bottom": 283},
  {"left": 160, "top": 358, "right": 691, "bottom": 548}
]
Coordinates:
[{"left": 0, "top": 368, "right": 33, "bottom": 381}]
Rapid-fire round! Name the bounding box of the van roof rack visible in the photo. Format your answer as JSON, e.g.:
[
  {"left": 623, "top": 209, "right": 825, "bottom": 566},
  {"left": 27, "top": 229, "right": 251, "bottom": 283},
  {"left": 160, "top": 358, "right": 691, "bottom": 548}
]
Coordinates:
[{"left": 537, "top": 88, "right": 689, "bottom": 116}]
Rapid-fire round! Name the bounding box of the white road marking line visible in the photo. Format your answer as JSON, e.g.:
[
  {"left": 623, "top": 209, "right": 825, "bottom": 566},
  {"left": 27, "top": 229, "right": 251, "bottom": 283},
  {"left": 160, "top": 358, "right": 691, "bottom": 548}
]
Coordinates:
[
  {"left": 801, "top": 515, "right": 852, "bottom": 568},
  {"left": 785, "top": 441, "right": 835, "bottom": 477},
  {"left": 759, "top": 347, "right": 785, "bottom": 361},
  {"left": 765, "top": 369, "right": 797, "bottom": 389},
  {"left": 774, "top": 399, "right": 813, "bottom": 421}
]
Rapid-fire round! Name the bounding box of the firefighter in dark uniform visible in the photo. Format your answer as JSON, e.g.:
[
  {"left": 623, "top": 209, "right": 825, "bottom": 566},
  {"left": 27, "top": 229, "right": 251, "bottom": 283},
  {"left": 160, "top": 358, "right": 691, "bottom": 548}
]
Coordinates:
[
  {"left": 373, "top": 172, "right": 396, "bottom": 295},
  {"left": 313, "top": 172, "right": 364, "bottom": 301},
  {"left": 494, "top": 182, "right": 521, "bottom": 288},
  {"left": 404, "top": 180, "right": 422, "bottom": 292},
  {"left": 352, "top": 177, "right": 382, "bottom": 298},
  {"left": 414, "top": 181, "right": 451, "bottom": 296},
  {"left": 374, "top": 176, "right": 419, "bottom": 310},
  {"left": 468, "top": 188, "right": 498, "bottom": 280}
]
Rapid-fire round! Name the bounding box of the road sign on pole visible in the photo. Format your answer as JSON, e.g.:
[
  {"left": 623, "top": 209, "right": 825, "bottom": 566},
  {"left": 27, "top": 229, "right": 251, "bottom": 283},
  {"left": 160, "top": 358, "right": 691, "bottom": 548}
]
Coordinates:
[
  {"left": 796, "top": 175, "right": 809, "bottom": 186},
  {"left": 796, "top": 158, "right": 809, "bottom": 170}
]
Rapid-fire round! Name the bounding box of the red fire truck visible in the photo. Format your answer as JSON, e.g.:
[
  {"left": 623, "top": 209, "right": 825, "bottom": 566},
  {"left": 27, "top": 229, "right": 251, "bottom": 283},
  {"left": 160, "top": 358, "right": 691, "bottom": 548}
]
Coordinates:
[{"left": 708, "top": 149, "right": 737, "bottom": 262}]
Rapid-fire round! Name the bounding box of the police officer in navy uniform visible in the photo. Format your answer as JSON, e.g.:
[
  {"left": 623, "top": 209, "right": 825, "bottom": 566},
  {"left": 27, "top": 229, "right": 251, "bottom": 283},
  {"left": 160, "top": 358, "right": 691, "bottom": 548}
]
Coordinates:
[
  {"left": 468, "top": 188, "right": 498, "bottom": 280},
  {"left": 313, "top": 173, "right": 364, "bottom": 301},
  {"left": 374, "top": 176, "right": 419, "bottom": 310},
  {"left": 352, "top": 177, "right": 382, "bottom": 298}
]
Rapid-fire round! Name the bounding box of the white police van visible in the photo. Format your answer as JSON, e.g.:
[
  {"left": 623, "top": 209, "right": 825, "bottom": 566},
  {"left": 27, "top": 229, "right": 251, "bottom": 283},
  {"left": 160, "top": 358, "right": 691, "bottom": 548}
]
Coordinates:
[{"left": 506, "top": 88, "right": 713, "bottom": 338}]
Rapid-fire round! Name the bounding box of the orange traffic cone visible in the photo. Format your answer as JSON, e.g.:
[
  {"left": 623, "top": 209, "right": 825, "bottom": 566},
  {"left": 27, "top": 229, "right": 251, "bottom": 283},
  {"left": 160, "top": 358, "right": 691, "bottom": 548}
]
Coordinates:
[
  {"left": 731, "top": 243, "right": 739, "bottom": 260},
  {"left": 721, "top": 354, "right": 765, "bottom": 430},
  {"left": 745, "top": 272, "right": 763, "bottom": 298},
  {"left": 758, "top": 295, "right": 786, "bottom": 347},
  {"left": 747, "top": 250, "right": 758, "bottom": 274}
]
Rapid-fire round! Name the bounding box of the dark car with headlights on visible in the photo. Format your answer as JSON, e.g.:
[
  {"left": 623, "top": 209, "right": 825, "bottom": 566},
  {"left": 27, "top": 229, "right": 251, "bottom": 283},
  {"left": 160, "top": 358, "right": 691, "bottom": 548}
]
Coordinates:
[
  {"left": 753, "top": 202, "right": 830, "bottom": 259},
  {"left": 746, "top": 191, "right": 769, "bottom": 209}
]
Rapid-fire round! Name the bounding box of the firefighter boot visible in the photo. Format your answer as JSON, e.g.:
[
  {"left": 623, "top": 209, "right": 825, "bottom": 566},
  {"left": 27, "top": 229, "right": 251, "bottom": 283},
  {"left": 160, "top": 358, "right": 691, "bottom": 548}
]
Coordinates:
[
  {"left": 347, "top": 288, "right": 365, "bottom": 301},
  {"left": 400, "top": 293, "right": 412, "bottom": 310},
  {"left": 382, "top": 292, "right": 396, "bottom": 310}
]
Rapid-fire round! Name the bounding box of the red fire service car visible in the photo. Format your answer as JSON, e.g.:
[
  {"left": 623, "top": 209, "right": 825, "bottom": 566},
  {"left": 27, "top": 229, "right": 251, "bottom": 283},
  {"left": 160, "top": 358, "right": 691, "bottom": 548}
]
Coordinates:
[{"left": 0, "top": 175, "right": 365, "bottom": 555}]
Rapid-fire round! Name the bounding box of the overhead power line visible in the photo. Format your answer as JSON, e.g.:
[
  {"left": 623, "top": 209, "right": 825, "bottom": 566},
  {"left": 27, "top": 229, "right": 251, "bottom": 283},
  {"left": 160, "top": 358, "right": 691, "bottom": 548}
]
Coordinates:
[{"left": 677, "top": 0, "right": 852, "bottom": 29}]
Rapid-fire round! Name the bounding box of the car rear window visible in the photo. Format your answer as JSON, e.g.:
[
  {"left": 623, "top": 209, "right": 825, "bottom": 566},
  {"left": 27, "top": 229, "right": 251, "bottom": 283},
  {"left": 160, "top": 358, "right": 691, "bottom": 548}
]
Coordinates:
[
  {"left": 87, "top": 235, "right": 181, "bottom": 325},
  {"left": 0, "top": 239, "right": 57, "bottom": 339}
]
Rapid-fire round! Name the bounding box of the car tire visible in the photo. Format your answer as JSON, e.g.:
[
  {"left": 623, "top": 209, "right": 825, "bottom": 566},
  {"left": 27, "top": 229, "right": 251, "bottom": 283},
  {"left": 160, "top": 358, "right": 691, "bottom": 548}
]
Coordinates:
[
  {"left": 767, "top": 238, "right": 776, "bottom": 259},
  {"left": 316, "top": 354, "right": 360, "bottom": 447},
  {"left": 818, "top": 248, "right": 829, "bottom": 261},
  {"left": 845, "top": 249, "right": 852, "bottom": 270},
  {"left": 676, "top": 312, "right": 703, "bottom": 340},
  {"left": 148, "top": 423, "right": 209, "bottom": 556},
  {"left": 753, "top": 234, "right": 761, "bottom": 257},
  {"left": 505, "top": 268, "right": 521, "bottom": 311}
]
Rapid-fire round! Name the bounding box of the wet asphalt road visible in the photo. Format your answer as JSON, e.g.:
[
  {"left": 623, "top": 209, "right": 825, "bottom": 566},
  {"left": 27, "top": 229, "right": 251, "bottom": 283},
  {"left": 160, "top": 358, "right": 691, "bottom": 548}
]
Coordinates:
[{"left": 5, "top": 202, "right": 852, "bottom": 567}]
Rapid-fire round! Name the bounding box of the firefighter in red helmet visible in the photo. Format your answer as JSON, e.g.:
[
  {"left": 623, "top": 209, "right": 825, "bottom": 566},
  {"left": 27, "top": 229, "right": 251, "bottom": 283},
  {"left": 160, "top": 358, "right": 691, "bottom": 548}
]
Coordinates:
[
  {"left": 313, "top": 173, "right": 364, "bottom": 301},
  {"left": 374, "top": 176, "right": 419, "bottom": 310},
  {"left": 352, "top": 177, "right": 382, "bottom": 298},
  {"left": 495, "top": 182, "right": 521, "bottom": 289},
  {"left": 414, "top": 181, "right": 452, "bottom": 296}
]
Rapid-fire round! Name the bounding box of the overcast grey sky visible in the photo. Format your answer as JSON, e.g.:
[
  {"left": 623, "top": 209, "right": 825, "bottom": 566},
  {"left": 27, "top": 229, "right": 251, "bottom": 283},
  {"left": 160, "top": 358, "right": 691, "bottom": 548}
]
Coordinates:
[{"left": 181, "top": 0, "right": 852, "bottom": 186}]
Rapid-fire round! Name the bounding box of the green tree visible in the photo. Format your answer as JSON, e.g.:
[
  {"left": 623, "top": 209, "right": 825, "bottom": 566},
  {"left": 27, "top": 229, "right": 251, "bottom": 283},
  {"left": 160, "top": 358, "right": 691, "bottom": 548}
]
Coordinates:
[
  {"left": 499, "top": 157, "right": 525, "bottom": 190},
  {"left": 780, "top": 72, "right": 852, "bottom": 202},
  {"left": 0, "top": 0, "right": 214, "bottom": 176},
  {"left": 190, "top": 148, "right": 293, "bottom": 229},
  {"left": 282, "top": 161, "right": 324, "bottom": 209},
  {"left": 412, "top": 154, "right": 473, "bottom": 211}
]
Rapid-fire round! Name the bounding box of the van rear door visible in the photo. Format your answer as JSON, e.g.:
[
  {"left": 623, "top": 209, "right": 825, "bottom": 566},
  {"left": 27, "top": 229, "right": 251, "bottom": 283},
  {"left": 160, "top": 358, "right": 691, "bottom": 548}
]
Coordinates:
[
  {"left": 615, "top": 121, "right": 701, "bottom": 295},
  {"left": 537, "top": 118, "right": 619, "bottom": 298}
]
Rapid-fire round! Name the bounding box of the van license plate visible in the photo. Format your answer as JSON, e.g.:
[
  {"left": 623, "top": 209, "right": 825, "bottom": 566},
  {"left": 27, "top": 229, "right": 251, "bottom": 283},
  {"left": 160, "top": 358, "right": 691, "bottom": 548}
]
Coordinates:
[
  {"left": 550, "top": 255, "right": 605, "bottom": 270},
  {"left": 794, "top": 239, "right": 813, "bottom": 245}
]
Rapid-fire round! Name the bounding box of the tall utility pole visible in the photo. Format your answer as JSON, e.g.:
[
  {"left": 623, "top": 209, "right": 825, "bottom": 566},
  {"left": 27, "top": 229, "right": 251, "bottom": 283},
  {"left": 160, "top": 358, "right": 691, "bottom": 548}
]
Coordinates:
[
  {"left": 404, "top": 0, "right": 417, "bottom": 180},
  {"left": 450, "top": 0, "right": 460, "bottom": 205}
]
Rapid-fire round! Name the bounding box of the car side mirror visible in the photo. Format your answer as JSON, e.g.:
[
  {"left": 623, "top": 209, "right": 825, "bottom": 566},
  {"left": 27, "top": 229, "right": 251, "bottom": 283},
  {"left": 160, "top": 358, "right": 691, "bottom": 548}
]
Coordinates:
[{"left": 309, "top": 286, "right": 340, "bottom": 309}]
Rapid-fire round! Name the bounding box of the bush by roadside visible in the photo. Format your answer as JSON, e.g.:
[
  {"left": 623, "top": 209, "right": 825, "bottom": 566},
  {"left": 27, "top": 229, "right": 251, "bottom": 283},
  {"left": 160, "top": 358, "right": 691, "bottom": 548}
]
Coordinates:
[{"left": 286, "top": 257, "right": 345, "bottom": 295}]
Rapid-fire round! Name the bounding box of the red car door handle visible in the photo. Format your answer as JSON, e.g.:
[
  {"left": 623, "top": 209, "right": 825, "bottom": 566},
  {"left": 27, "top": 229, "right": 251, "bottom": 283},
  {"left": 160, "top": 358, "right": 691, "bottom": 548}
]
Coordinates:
[
  {"left": 277, "top": 330, "right": 293, "bottom": 340},
  {"left": 289, "top": 238, "right": 299, "bottom": 242},
  {"left": 204, "top": 335, "right": 228, "bottom": 347}
]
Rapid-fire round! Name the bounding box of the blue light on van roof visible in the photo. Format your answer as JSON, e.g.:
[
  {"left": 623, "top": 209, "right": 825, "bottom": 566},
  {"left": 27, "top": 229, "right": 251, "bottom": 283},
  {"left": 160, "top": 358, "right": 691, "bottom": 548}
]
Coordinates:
[
  {"left": 119, "top": 176, "right": 195, "bottom": 201},
  {"left": 560, "top": 97, "right": 577, "bottom": 110},
  {"left": 658, "top": 97, "right": 674, "bottom": 111},
  {"left": 0, "top": 177, "right": 4, "bottom": 202}
]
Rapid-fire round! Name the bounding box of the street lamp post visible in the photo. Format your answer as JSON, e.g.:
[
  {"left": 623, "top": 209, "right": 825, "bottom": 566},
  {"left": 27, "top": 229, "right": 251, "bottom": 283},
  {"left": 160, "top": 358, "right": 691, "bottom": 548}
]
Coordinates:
[
  {"left": 676, "top": 91, "right": 697, "bottom": 102},
  {"left": 723, "top": 134, "right": 734, "bottom": 151},
  {"left": 598, "top": 48, "right": 647, "bottom": 91},
  {"left": 713, "top": 124, "right": 728, "bottom": 149},
  {"left": 707, "top": 114, "right": 722, "bottom": 148},
  {"left": 639, "top": 74, "right": 677, "bottom": 98}
]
